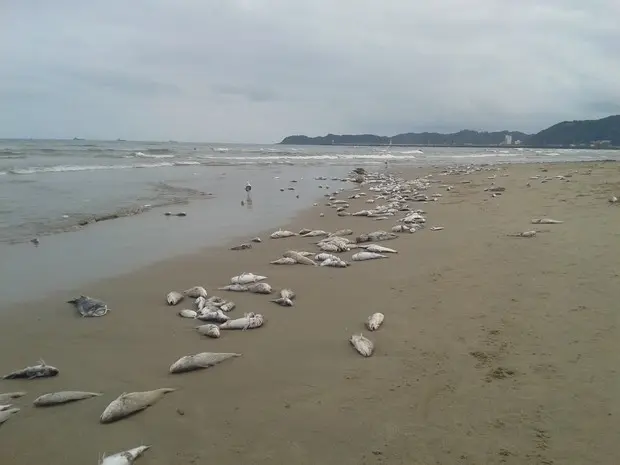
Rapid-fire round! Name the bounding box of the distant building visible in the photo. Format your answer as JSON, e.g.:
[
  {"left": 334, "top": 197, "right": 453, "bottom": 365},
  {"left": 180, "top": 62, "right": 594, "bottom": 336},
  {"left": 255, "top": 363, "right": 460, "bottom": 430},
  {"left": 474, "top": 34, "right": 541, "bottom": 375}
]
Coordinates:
[
  {"left": 514, "top": 139, "right": 522, "bottom": 145},
  {"left": 504, "top": 134, "right": 513, "bottom": 145}
]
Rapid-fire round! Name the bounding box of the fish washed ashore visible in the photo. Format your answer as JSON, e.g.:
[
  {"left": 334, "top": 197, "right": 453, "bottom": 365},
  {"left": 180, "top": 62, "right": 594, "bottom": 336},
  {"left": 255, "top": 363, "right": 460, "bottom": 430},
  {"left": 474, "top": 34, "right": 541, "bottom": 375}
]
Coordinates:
[{"left": 0, "top": 160, "right": 619, "bottom": 464}]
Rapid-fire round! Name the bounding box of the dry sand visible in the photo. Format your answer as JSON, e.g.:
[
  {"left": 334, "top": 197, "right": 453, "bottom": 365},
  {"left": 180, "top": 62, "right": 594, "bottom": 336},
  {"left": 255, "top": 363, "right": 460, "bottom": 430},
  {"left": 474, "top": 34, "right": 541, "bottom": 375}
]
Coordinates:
[{"left": 0, "top": 161, "right": 619, "bottom": 464}]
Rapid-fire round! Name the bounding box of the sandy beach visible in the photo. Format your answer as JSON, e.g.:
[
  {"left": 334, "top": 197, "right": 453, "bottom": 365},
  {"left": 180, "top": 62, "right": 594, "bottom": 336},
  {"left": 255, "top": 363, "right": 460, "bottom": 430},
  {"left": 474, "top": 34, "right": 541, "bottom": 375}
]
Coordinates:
[{"left": 0, "top": 161, "right": 618, "bottom": 464}]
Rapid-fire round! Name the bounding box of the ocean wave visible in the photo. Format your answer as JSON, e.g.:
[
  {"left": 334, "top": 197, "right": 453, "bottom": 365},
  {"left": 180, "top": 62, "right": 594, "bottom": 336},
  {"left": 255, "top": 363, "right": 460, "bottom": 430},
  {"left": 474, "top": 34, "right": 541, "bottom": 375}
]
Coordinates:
[
  {"left": 133, "top": 151, "right": 175, "bottom": 159},
  {"left": 145, "top": 148, "right": 174, "bottom": 155},
  {"left": 0, "top": 150, "right": 25, "bottom": 159}
]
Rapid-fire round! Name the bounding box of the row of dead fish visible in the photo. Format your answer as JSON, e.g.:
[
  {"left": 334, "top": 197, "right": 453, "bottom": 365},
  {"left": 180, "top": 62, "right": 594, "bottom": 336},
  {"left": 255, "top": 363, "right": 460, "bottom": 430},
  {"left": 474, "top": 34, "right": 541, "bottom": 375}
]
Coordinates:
[{"left": 0, "top": 350, "right": 249, "bottom": 462}]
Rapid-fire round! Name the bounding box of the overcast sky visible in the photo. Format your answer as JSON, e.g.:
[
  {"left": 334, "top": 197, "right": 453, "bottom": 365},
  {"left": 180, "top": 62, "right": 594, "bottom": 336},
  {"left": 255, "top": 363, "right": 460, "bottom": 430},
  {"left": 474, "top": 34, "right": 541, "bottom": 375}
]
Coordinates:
[{"left": 1, "top": 1, "right": 619, "bottom": 143}]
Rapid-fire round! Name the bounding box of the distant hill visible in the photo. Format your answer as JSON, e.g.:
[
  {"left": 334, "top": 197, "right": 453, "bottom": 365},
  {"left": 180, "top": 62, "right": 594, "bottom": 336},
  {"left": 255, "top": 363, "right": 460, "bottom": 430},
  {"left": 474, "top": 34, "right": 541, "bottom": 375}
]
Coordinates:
[
  {"left": 526, "top": 115, "right": 620, "bottom": 147},
  {"left": 279, "top": 115, "right": 620, "bottom": 148},
  {"left": 280, "top": 130, "right": 530, "bottom": 146}
]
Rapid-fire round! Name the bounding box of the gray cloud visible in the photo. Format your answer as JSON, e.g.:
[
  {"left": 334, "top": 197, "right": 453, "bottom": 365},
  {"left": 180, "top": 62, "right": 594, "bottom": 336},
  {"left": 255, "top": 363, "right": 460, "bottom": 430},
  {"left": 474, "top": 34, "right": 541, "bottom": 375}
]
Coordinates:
[{"left": 1, "top": 0, "right": 619, "bottom": 142}]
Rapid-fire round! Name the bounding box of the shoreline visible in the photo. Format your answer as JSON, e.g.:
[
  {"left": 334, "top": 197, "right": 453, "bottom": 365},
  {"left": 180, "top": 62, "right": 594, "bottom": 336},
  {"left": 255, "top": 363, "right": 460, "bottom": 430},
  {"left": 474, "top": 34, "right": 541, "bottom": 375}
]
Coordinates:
[{"left": 0, "top": 160, "right": 618, "bottom": 464}]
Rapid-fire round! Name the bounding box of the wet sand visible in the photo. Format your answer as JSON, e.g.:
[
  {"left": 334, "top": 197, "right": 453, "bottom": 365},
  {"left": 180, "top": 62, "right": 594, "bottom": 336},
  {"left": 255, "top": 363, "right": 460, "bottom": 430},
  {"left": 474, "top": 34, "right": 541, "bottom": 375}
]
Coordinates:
[{"left": 0, "top": 161, "right": 618, "bottom": 464}]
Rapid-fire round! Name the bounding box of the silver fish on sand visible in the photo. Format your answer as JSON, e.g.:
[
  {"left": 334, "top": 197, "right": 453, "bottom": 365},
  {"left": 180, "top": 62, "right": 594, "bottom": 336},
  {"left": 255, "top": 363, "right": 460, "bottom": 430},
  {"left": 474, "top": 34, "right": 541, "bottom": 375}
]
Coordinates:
[
  {"left": 269, "top": 229, "right": 297, "bottom": 239},
  {"left": 183, "top": 286, "right": 208, "bottom": 298},
  {"left": 219, "top": 284, "right": 248, "bottom": 292},
  {"left": 0, "top": 392, "right": 27, "bottom": 403},
  {"left": 99, "top": 445, "right": 150, "bottom": 465},
  {"left": 0, "top": 407, "right": 19, "bottom": 426},
  {"left": 196, "top": 324, "right": 220, "bottom": 338},
  {"left": 178, "top": 309, "right": 198, "bottom": 319},
  {"left": 219, "top": 301, "right": 236, "bottom": 312},
  {"left": 68, "top": 295, "right": 109, "bottom": 317},
  {"left": 230, "top": 272, "right": 267, "bottom": 285},
  {"left": 195, "top": 296, "right": 207, "bottom": 310},
  {"left": 100, "top": 388, "right": 176, "bottom": 424},
  {"left": 230, "top": 243, "right": 252, "bottom": 250},
  {"left": 507, "top": 230, "right": 537, "bottom": 238},
  {"left": 219, "top": 312, "right": 265, "bottom": 330},
  {"left": 206, "top": 295, "right": 226, "bottom": 305},
  {"left": 3, "top": 360, "right": 59, "bottom": 380},
  {"left": 169, "top": 352, "right": 241, "bottom": 374},
  {"left": 270, "top": 257, "right": 297, "bottom": 265},
  {"left": 0, "top": 404, "right": 13, "bottom": 411},
  {"left": 247, "top": 282, "right": 273, "bottom": 294},
  {"left": 531, "top": 218, "right": 563, "bottom": 224},
  {"left": 271, "top": 288, "right": 296, "bottom": 307},
  {"left": 352, "top": 251, "right": 388, "bottom": 261},
  {"left": 321, "top": 257, "right": 349, "bottom": 267},
  {"left": 301, "top": 229, "right": 329, "bottom": 237},
  {"left": 196, "top": 308, "right": 230, "bottom": 323},
  {"left": 366, "top": 312, "right": 385, "bottom": 331},
  {"left": 362, "top": 244, "right": 398, "bottom": 254},
  {"left": 350, "top": 334, "right": 374, "bottom": 357},
  {"left": 166, "top": 291, "right": 184, "bottom": 305},
  {"left": 283, "top": 250, "right": 317, "bottom": 266},
  {"left": 33, "top": 391, "right": 102, "bottom": 407}
]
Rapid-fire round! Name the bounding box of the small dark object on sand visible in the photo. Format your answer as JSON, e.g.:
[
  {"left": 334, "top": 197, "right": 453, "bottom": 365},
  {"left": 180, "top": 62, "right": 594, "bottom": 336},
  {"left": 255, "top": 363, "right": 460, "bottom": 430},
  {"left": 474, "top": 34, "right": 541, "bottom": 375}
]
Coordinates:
[{"left": 164, "top": 212, "right": 187, "bottom": 217}]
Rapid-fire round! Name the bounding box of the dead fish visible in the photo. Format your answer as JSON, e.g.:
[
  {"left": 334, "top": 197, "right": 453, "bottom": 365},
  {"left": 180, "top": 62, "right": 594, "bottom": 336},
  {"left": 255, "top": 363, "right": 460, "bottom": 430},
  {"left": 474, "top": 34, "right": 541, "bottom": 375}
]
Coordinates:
[
  {"left": 251, "top": 237, "right": 262, "bottom": 242},
  {"left": 271, "top": 288, "right": 296, "bottom": 307},
  {"left": 270, "top": 257, "right": 297, "bottom": 265},
  {"left": 183, "top": 286, "right": 208, "bottom": 298},
  {"left": 363, "top": 244, "right": 397, "bottom": 254},
  {"left": 391, "top": 224, "right": 415, "bottom": 233},
  {"left": 0, "top": 392, "right": 26, "bottom": 404},
  {"left": 270, "top": 229, "right": 297, "bottom": 239},
  {"left": 247, "top": 282, "right": 272, "bottom": 294},
  {"left": 531, "top": 218, "right": 563, "bottom": 224},
  {"left": 67, "top": 295, "right": 109, "bottom": 317},
  {"left": 166, "top": 291, "right": 184, "bottom": 305},
  {"left": 366, "top": 313, "right": 385, "bottom": 331},
  {"left": 178, "top": 309, "right": 197, "bottom": 319},
  {"left": 302, "top": 230, "right": 329, "bottom": 237},
  {"left": 100, "top": 388, "right": 176, "bottom": 424},
  {"left": 317, "top": 242, "right": 340, "bottom": 253},
  {"left": 321, "top": 257, "right": 349, "bottom": 267},
  {"left": 99, "top": 445, "right": 150, "bottom": 465},
  {"left": 230, "top": 272, "right": 267, "bottom": 285},
  {"left": 430, "top": 226, "right": 444, "bottom": 231},
  {"left": 195, "top": 296, "right": 207, "bottom": 310},
  {"left": 283, "top": 250, "right": 317, "bottom": 266},
  {"left": 609, "top": 196, "right": 618, "bottom": 204},
  {"left": 350, "top": 334, "right": 374, "bottom": 357},
  {"left": 33, "top": 391, "right": 102, "bottom": 407},
  {"left": 196, "top": 324, "right": 221, "bottom": 338},
  {"left": 230, "top": 243, "right": 252, "bottom": 250},
  {"left": 218, "top": 284, "right": 249, "bottom": 292},
  {"left": 314, "top": 252, "right": 339, "bottom": 262},
  {"left": 298, "top": 228, "right": 312, "bottom": 235},
  {"left": 0, "top": 404, "right": 13, "bottom": 411},
  {"left": 169, "top": 352, "right": 241, "bottom": 374},
  {"left": 0, "top": 408, "right": 19, "bottom": 426},
  {"left": 196, "top": 308, "right": 230, "bottom": 323},
  {"left": 352, "top": 251, "right": 388, "bottom": 261},
  {"left": 219, "top": 312, "right": 265, "bottom": 330},
  {"left": 330, "top": 228, "right": 353, "bottom": 236},
  {"left": 3, "top": 360, "right": 59, "bottom": 380},
  {"left": 219, "top": 301, "right": 236, "bottom": 312},
  {"left": 507, "top": 230, "right": 537, "bottom": 238},
  {"left": 206, "top": 295, "right": 225, "bottom": 306}
]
